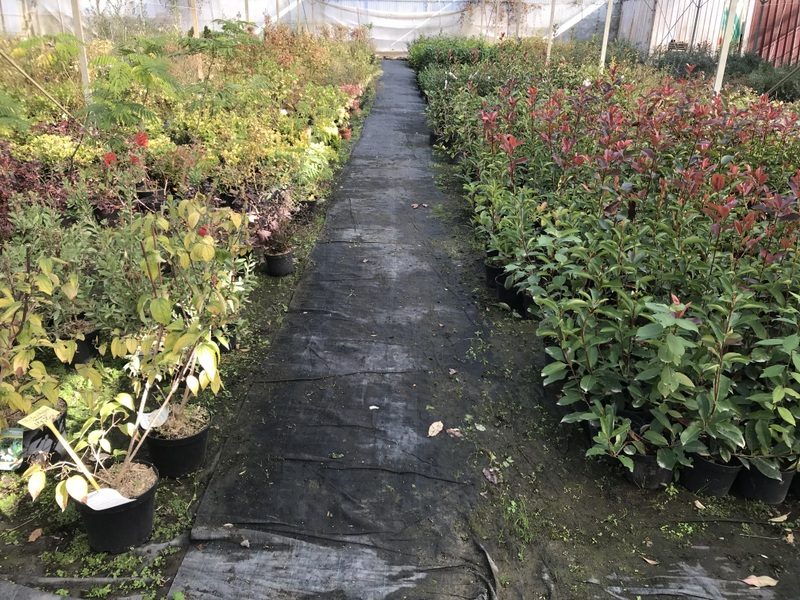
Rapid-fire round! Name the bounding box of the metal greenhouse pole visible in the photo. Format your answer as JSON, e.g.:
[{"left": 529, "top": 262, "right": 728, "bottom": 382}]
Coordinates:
[
  {"left": 69, "top": 0, "right": 91, "bottom": 104},
  {"left": 599, "top": 0, "right": 613, "bottom": 73},
  {"left": 714, "top": 0, "right": 740, "bottom": 94},
  {"left": 544, "top": 0, "right": 557, "bottom": 67}
]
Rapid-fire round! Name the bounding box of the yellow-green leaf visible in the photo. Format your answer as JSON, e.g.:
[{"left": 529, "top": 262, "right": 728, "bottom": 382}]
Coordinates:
[
  {"left": 61, "top": 275, "right": 79, "bottom": 301},
  {"left": 55, "top": 480, "right": 69, "bottom": 511},
  {"left": 172, "top": 332, "right": 199, "bottom": 353},
  {"left": 53, "top": 340, "right": 76, "bottom": 364},
  {"left": 190, "top": 241, "right": 215, "bottom": 262},
  {"left": 186, "top": 374, "right": 199, "bottom": 396},
  {"left": 65, "top": 476, "right": 88, "bottom": 504},
  {"left": 209, "top": 372, "right": 222, "bottom": 394},
  {"left": 187, "top": 211, "right": 201, "bottom": 229},
  {"left": 115, "top": 393, "right": 135, "bottom": 411},
  {"left": 27, "top": 470, "right": 46, "bottom": 501},
  {"left": 34, "top": 274, "right": 54, "bottom": 295},
  {"left": 195, "top": 343, "right": 217, "bottom": 380}
]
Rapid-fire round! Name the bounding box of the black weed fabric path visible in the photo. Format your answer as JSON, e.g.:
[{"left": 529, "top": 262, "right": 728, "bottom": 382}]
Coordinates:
[{"left": 170, "top": 61, "right": 494, "bottom": 599}]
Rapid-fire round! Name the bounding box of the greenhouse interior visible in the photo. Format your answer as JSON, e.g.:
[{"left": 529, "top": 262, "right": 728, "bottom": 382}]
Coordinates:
[{"left": 0, "top": 0, "right": 799, "bottom": 598}]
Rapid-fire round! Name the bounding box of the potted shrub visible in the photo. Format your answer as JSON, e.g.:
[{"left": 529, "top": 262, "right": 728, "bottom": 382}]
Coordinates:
[
  {"left": 102, "top": 198, "right": 254, "bottom": 479},
  {"left": 0, "top": 248, "right": 83, "bottom": 466},
  {"left": 254, "top": 193, "right": 296, "bottom": 277}
]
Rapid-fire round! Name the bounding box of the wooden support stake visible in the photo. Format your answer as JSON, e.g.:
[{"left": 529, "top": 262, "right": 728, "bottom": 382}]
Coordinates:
[
  {"left": 69, "top": 0, "right": 91, "bottom": 104},
  {"left": 0, "top": 47, "right": 75, "bottom": 119},
  {"left": 714, "top": 0, "right": 740, "bottom": 94},
  {"left": 599, "top": 0, "right": 614, "bottom": 73},
  {"left": 544, "top": 0, "right": 557, "bottom": 67}
]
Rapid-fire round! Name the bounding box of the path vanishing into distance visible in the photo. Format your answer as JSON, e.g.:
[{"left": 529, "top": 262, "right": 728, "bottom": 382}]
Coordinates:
[
  {"left": 167, "top": 61, "right": 800, "bottom": 600},
  {"left": 170, "top": 59, "right": 494, "bottom": 599}
]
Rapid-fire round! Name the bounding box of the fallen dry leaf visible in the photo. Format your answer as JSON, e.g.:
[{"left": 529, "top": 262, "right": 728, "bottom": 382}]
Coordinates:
[
  {"left": 448, "top": 368, "right": 458, "bottom": 376},
  {"left": 786, "top": 532, "right": 795, "bottom": 545},
  {"left": 741, "top": 575, "right": 778, "bottom": 588},
  {"left": 428, "top": 421, "right": 444, "bottom": 437},
  {"left": 446, "top": 428, "right": 464, "bottom": 439},
  {"left": 768, "top": 513, "right": 790, "bottom": 523},
  {"left": 240, "top": 539, "right": 250, "bottom": 549},
  {"left": 483, "top": 467, "right": 501, "bottom": 485},
  {"left": 693, "top": 500, "right": 706, "bottom": 510},
  {"left": 27, "top": 528, "right": 43, "bottom": 543},
  {"left": 640, "top": 555, "right": 659, "bottom": 566},
  {"left": 411, "top": 203, "right": 419, "bottom": 209}
]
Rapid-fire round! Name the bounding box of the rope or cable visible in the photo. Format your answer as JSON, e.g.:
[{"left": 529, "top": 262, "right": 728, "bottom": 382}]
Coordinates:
[{"left": 765, "top": 60, "right": 800, "bottom": 96}]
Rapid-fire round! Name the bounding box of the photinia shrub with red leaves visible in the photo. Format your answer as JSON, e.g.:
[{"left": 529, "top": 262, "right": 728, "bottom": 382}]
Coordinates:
[{"left": 412, "top": 40, "right": 800, "bottom": 481}]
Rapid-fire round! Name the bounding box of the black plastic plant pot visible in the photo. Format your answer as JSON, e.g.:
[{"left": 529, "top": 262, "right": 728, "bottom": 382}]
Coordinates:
[
  {"left": 494, "top": 275, "right": 523, "bottom": 312},
  {"left": 76, "top": 466, "right": 158, "bottom": 554},
  {"left": 145, "top": 424, "right": 210, "bottom": 478},
  {"left": 791, "top": 472, "right": 800, "bottom": 498},
  {"left": 521, "top": 291, "right": 535, "bottom": 320},
  {"left": 73, "top": 331, "right": 100, "bottom": 365},
  {"left": 625, "top": 454, "right": 673, "bottom": 490},
  {"left": 679, "top": 454, "right": 741, "bottom": 497},
  {"left": 264, "top": 249, "right": 294, "bottom": 277},
  {"left": 732, "top": 466, "right": 796, "bottom": 504},
  {"left": 22, "top": 409, "right": 67, "bottom": 460},
  {"left": 485, "top": 261, "right": 503, "bottom": 289}
]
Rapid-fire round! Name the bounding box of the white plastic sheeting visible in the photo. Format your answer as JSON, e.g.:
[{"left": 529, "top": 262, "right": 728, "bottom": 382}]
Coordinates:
[
  {"left": 618, "top": 0, "right": 757, "bottom": 56},
  {"left": 0, "top": 0, "right": 615, "bottom": 53}
]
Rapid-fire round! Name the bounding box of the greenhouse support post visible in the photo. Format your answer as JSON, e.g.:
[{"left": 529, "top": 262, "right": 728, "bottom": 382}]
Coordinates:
[
  {"left": 714, "top": 0, "right": 740, "bottom": 94},
  {"left": 245, "top": 0, "right": 250, "bottom": 22},
  {"left": 544, "top": 0, "right": 557, "bottom": 67},
  {"left": 69, "top": 0, "right": 91, "bottom": 104},
  {"left": 190, "top": 0, "right": 200, "bottom": 37},
  {"left": 599, "top": 0, "right": 614, "bottom": 73}
]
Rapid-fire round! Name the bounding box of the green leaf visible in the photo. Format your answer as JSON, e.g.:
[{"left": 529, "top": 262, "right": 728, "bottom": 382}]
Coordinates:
[
  {"left": 579, "top": 375, "right": 596, "bottom": 392},
  {"left": 643, "top": 430, "right": 669, "bottom": 447},
  {"left": 783, "top": 334, "right": 800, "bottom": 354},
  {"left": 674, "top": 372, "right": 694, "bottom": 388},
  {"left": 541, "top": 361, "right": 567, "bottom": 377},
  {"left": 761, "top": 364, "right": 786, "bottom": 379},
  {"left": 750, "top": 457, "right": 782, "bottom": 481},
  {"left": 778, "top": 406, "right": 796, "bottom": 425},
  {"left": 680, "top": 422, "right": 701, "bottom": 446},
  {"left": 617, "top": 454, "right": 634, "bottom": 472},
  {"left": 150, "top": 297, "right": 172, "bottom": 325},
  {"left": 636, "top": 323, "right": 663, "bottom": 340},
  {"left": 656, "top": 448, "right": 677, "bottom": 471}
]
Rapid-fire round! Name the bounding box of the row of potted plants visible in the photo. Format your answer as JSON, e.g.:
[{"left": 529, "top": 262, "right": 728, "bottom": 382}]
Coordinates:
[
  {"left": 0, "top": 24, "right": 377, "bottom": 552},
  {"left": 410, "top": 35, "right": 800, "bottom": 503}
]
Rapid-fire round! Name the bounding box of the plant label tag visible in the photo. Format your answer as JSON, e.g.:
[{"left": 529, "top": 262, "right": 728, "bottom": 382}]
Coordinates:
[
  {"left": 139, "top": 406, "right": 170, "bottom": 430},
  {"left": 18, "top": 406, "right": 60, "bottom": 430},
  {"left": 85, "top": 488, "right": 134, "bottom": 510}
]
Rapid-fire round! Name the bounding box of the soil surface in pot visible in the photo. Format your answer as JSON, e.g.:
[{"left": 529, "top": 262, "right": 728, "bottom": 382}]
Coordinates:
[
  {"left": 103, "top": 462, "right": 158, "bottom": 499},
  {"left": 153, "top": 405, "right": 209, "bottom": 440}
]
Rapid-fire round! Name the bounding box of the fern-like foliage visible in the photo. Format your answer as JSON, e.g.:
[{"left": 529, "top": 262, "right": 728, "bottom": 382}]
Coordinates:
[{"left": 0, "top": 90, "right": 29, "bottom": 133}]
